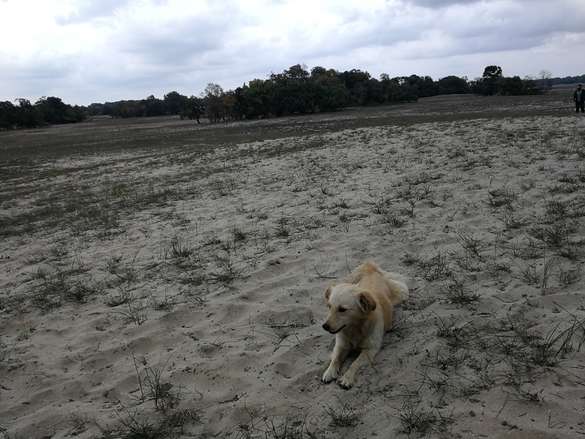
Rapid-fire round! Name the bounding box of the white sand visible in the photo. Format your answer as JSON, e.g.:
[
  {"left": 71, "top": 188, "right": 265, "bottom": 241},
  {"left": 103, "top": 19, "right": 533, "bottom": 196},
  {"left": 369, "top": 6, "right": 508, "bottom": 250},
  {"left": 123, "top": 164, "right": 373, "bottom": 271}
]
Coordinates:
[{"left": 1, "top": 107, "right": 585, "bottom": 438}]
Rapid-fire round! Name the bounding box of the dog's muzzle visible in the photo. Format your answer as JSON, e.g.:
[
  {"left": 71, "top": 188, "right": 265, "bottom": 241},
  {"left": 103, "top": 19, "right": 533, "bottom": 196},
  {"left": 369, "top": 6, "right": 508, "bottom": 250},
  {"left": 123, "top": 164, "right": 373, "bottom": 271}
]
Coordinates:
[{"left": 322, "top": 323, "right": 345, "bottom": 334}]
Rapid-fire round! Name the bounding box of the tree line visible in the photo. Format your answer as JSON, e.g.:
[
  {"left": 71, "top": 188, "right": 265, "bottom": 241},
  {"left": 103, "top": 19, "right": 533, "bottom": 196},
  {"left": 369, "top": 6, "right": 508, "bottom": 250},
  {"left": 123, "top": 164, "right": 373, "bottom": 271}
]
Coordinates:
[
  {"left": 0, "top": 97, "right": 85, "bottom": 130},
  {"left": 0, "top": 64, "right": 568, "bottom": 130},
  {"left": 541, "top": 73, "right": 585, "bottom": 88}
]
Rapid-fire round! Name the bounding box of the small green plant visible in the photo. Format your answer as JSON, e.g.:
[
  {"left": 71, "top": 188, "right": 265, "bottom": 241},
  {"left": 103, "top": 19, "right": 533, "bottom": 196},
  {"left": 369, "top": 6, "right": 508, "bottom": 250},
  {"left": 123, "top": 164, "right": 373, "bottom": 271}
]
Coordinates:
[
  {"left": 502, "top": 315, "right": 585, "bottom": 368},
  {"left": 98, "top": 407, "right": 199, "bottom": 439},
  {"left": 435, "top": 315, "right": 472, "bottom": 349},
  {"left": 456, "top": 230, "right": 484, "bottom": 260},
  {"left": 231, "top": 226, "right": 247, "bottom": 243},
  {"left": 417, "top": 252, "right": 452, "bottom": 281},
  {"left": 544, "top": 200, "right": 567, "bottom": 222},
  {"left": 131, "top": 354, "right": 180, "bottom": 412},
  {"left": 519, "top": 258, "right": 555, "bottom": 291},
  {"left": 116, "top": 300, "right": 148, "bottom": 325},
  {"left": 167, "top": 236, "right": 193, "bottom": 259},
  {"left": 500, "top": 208, "right": 526, "bottom": 230},
  {"left": 529, "top": 321, "right": 583, "bottom": 367},
  {"left": 442, "top": 278, "right": 479, "bottom": 305},
  {"left": 528, "top": 223, "right": 573, "bottom": 249},
  {"left": 275, "top": 217, "right": 291, "bottom": 238},
  {"left": 208, "top": 250, "right": 243, "bottom": 284},
  {"left": 488, "top": 187, "right": 517, "bottom": 208},
  {"left": 31, "top": 267, "right": 101, "bottom": 309},
  {"left": 325, "top": 401, "right": 360, "bottom": 427},
  {"left": 520, "top": 264, "right": 540, "bottom": 285},
  {"left": 398, "top": 400, "right": 451, "bottom": 436},
  {"left": 31, "top": 268, "right": 68, "bottom": 309},
  {"left": 150, "top": 292, "right": 176, "bottom": 312},
  {"left": 381, "top": 210, "right": 407, "bottom": 228},
  {"left": 231, "top": 412, "right": 316, "bottom": 439},
  {"left": 371, "top": 196, "right": 391, "bottom": 215}
]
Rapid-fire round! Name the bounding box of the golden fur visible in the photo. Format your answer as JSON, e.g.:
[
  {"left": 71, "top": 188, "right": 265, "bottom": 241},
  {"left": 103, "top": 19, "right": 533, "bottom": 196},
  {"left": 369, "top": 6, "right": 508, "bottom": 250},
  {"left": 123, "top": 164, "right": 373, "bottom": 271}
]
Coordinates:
[{"left": 321, "top": 261, "right": 408, "bottom": 388}]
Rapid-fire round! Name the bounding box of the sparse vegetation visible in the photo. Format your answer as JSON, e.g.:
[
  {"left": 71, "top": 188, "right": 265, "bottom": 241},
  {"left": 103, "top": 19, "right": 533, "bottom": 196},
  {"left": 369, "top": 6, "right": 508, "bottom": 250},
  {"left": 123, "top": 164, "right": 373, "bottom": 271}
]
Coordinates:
[
  {"left": 398, "top": 400, "right": 452, "bottom": 436},
  {"left": 208, "top": 249, "right": 244, "bottom": 284},
  {"left": 325, "top": 401, "right": 360, "bottom": 427},
  {"left": 488, "top": 187, "right": 517, "bottom": 208},
  {"left": 2, "top": 91, "right": 584, "bottom": 439},
  {"left": 442, "top": 277, "right": 479, "bottom": 305},
  {"left": 30, "top": 265, "right": 103, "bottom": 309},
  {"left": 97, "top": 407, "right": 200, "bottom": 439},
  {"left": 417, "top": 252, "right": 452, "bottom": 281},
  {"left": 115, "top": 300, "right": 148, "bottom": 325}
]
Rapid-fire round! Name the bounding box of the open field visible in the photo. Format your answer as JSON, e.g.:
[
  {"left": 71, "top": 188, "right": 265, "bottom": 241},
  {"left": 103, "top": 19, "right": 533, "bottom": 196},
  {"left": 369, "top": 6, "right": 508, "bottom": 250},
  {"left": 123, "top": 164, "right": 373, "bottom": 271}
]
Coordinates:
[{"left": 1, "top": 91, "right": 585, "bottom": 438}]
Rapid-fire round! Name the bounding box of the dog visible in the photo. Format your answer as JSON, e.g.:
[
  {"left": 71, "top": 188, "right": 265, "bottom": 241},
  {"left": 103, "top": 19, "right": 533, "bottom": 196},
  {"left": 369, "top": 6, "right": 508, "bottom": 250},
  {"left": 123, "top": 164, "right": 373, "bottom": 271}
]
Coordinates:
[{"left": 321, "top": 261, "right": 408, "bottom": 388}]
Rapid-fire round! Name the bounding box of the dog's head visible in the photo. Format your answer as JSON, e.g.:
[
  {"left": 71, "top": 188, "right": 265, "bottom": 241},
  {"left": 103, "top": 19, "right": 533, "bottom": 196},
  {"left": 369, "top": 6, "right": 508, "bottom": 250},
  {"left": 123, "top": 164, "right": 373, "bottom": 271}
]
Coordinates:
[{"left": 322, "top": 283, "right": 376, "bottom": 334}]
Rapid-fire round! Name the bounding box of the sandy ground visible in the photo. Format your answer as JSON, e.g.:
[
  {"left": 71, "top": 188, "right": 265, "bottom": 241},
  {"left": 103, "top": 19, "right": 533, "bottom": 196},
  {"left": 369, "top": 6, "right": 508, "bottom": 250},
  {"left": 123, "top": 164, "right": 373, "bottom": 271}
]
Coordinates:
[{"left": 1, "top": 92, "right": 585, "bottom": 438}]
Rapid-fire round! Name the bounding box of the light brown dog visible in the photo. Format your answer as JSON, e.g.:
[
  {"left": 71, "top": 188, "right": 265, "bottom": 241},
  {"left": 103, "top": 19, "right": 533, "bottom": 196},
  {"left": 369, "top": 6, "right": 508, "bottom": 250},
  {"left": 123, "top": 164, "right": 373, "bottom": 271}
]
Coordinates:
[{"left": 321, "top": 261, "right": 408, "bottom": 388}]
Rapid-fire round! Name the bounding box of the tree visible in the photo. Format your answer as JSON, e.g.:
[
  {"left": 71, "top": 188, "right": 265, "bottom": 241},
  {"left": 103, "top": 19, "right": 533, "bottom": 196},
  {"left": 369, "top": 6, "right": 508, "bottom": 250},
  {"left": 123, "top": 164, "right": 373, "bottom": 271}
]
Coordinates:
[
  {"left": 236, "top": 79, "right": 274, "bottom": 119},
  {"left": 483, "top": 65, "right": 503, "bottom": 79},
  {"left": 0, "top": 101, "right": 16, "bottom": 129},
  {"left": 222, "top": 91, "right": 238, "bottom": 121},
  {"left": 15, "top": 99, "right": 42, "bottom": 127},
  {"left": 538, "top": 70, "right": 552, "bottom": 91},
  {"left": 476, "top": 65, "right": 504, "bottom": 96},
  {"left": 203, "top": 83, "right": 224, "bottom": 99},
  {"left": 419, "top": 76, "right": 438, "bottom": 97},
  {"left": 437, "top": 76, "right": 469, "bottom": 94},
  {"left": 203, "top": 83, "right": 225, "bottom": 123},
  {"left": 179, "top": 96, "right": 204, "bottom": 123},
  {"left": 311, "top": 66, "right": 328, "bottom": 78},
  {"left": 500, "top": 76, "right": 525, "bottom": 95},
  {"left": 35, "top": 96, "right": 69, "bottom": 124},
  {"left": 339, "top": 69, "right": 371, "bottom": 105},
  {"left": 283, "top": 64, "right": 309, "bottom": 80},
  {"left": 270, "top": 66, "right": 314, "bottom": 115},
  {"left": 522, "top": 78, "right": 540, "bottom": 95},
  {"left": 312, "top": 74, "right": 348, "bottom": 112},
  {"left": 366, "top": 78, "right": 385, "bottom": 104},
  {"left": 163, "top": 91, "right": 188, "bottom": 115},
  {"left": 0, "top": 96, "right": 85, "bottom": 128},
  {"left": 143, "top": 95, "right": 165, "bottom": 117}
]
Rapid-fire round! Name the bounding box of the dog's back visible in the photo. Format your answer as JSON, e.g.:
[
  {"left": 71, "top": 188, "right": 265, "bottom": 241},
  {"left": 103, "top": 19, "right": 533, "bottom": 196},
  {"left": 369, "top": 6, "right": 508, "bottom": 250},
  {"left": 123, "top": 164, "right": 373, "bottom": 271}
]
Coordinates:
[
  {"left": 349, "top": 261, "right": 408, "bottom": 305},
  {"left": 348, "top": 261, "right": 408, "bottom": 331}
]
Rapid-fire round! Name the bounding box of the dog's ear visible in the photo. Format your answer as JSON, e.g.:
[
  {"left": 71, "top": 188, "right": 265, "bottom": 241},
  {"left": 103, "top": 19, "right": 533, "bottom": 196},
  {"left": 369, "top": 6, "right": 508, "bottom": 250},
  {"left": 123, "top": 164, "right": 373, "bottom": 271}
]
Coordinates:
[
  {"left": 324, "top": 285, "right": 332, "bottom": 302},
  {"left": 358, "top": 290, "right": 376, "bottom": 313}
]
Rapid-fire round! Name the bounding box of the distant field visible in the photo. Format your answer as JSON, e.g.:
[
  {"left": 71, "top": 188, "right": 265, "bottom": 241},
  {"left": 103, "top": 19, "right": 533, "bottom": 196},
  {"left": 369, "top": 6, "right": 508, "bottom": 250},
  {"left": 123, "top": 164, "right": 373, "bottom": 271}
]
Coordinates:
[{"left": 1, "top": 91, "right": 585, "bottom": 439}]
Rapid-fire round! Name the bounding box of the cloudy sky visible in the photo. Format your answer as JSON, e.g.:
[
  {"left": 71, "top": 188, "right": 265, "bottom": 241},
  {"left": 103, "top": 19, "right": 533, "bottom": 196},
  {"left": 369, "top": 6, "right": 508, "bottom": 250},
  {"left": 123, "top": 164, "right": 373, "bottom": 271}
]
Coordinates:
[{"left": 1, "top": 0, "right": 584, "bottom": 105}]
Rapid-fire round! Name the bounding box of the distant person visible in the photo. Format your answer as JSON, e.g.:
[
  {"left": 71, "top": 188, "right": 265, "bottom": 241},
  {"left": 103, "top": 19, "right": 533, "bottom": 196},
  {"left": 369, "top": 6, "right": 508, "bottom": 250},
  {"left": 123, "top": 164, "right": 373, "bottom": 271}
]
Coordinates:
[{"left": 575, "top": 84, "right": 585, "bottom": 113}]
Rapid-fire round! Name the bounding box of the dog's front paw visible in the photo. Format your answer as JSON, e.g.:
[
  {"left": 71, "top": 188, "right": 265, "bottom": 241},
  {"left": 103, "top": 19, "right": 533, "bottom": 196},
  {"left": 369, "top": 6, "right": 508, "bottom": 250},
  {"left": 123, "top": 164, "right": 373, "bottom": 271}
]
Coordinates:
[
  {"left": 322, "top": 366, "right": 338, "bottom": 383},
  {"left": 338, "top": 374, "right": 354, "bottom": 389}
]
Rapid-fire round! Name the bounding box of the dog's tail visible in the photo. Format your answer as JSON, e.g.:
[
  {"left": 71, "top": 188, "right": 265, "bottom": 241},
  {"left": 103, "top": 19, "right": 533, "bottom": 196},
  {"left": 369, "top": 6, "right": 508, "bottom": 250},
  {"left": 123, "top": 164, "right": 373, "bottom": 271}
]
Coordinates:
[
  {"left": 382, "top": 270, "right": 409, "bottom": 302},
  {"left": 378, "top": 267, "right": 409, "bottom": 303}
]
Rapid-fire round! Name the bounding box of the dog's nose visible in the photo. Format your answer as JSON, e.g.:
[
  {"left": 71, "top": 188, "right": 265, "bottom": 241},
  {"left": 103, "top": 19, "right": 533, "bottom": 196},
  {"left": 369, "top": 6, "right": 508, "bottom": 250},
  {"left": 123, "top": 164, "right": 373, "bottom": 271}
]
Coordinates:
[{"left": 322, "top": 323, "right": 330, "bottom": 332}]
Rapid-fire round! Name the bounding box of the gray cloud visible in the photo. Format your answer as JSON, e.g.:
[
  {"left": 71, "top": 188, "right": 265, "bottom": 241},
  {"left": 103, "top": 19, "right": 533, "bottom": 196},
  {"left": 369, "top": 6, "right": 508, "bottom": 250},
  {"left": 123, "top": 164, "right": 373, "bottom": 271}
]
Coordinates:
[
  {"left": 405, "top": 0, "right": 483, "bottom": 8},
  {"left": 56, "top": 0, "right": 131, "bottom": 24},
  {"left": 118, "top": 19, "right": 227, "bottom": 64},
  {"left": 0, "top": 0, "right": 583, "bottom": 104}
]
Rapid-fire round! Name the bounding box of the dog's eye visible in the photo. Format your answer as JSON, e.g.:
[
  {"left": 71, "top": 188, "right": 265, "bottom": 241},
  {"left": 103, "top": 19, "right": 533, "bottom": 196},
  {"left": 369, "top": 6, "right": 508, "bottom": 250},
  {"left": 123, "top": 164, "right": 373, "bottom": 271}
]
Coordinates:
[{"left": 338, "top": 306, "right": 347, "bottom": 312}]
